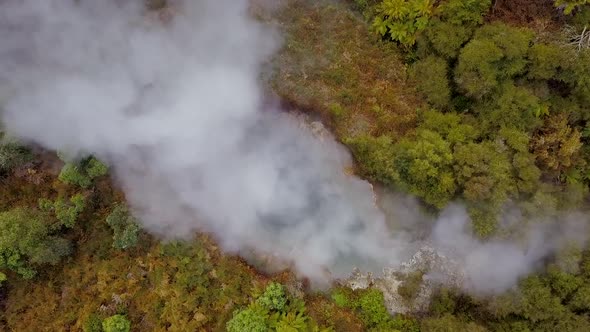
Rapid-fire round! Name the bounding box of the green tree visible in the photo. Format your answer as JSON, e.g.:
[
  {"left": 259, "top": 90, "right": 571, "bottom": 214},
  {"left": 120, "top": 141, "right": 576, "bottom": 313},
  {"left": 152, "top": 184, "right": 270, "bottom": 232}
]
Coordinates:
[
  {"left": 455, "top": 23, "right": 533, "bottom": 98},
  {"left": 59, "top": 163, "right": 92, "bottom": 188},
  {"left": 102, "top": 314, "right": 131, "bottom": 332},
  {"left": 58, "top": 156, "right": 108, "bottom": 188},
  {"left": 418, "top": 110, "right": 478, "bottom": 146},
  {"left": 358, "top": 289, "right": 391, "bottom": 328},
  {"left": 106, "top": 205, "right": 140, "bottom": 250},
  {"left": 257, "top": 282, "right": 288, "bottom": 312},
  {"left": 227, "top": 305, "right": 269, "bottom": 332},
  {"left": 569, "top": 285, "right": 590, "bottom": 311},
  {"left": 392, "top": 130, "right": 456, "bottom": 208},
  {"left": 346, "top": 134, "right": 396, "bottom": 185},
  {"left": 554, "top": 0, "right": 590, "bottom": 14},
  {"left": 372, "top": 0, "right": 436, "bottom": 47},
  {"left": 453, "top": 142, "right": 514, "bottom": 207},
  {"left": 497, "top": 128, "right": 542, "bottom": 194},
  {"left": 86, "top": 157, "right": 109, "bottom": 178},
  {"left": 422, "top": 19, "right": 472, "bottom": 59},
  {"left": 436, "top": 0, "right": 491, "bottom": 26},
  {"left": 39, "top": 194, "right": 86, "bottom": 229},
  {"left": 83, "top": 314, "right": 103, "bottom": 332},
  {"left": 0, "top": 141, "right": 32, "bottom": 173},
  {"left": 0, "top": 208, "right": 71, "bottom": 279},
  {"left": 527, "top": 43, "right": 567, "bottom": 80},
  {"left": 478, "top": 84, "right": 543, "bottom": 134},
  {"left": 518, "top": 276, "right": 566, "bottom": 322},
  {"left": 531, "top": 113, "right": 582, "bottom": 177},
  {"left": 409, "top": 56, "right": 451, "bottom": 109}
]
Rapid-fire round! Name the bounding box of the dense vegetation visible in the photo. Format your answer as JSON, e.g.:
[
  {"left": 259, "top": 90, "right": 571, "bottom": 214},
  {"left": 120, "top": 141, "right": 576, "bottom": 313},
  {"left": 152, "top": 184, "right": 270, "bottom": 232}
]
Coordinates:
[{"left": 1, "top": 0, "right": 590, "bottom": 331}]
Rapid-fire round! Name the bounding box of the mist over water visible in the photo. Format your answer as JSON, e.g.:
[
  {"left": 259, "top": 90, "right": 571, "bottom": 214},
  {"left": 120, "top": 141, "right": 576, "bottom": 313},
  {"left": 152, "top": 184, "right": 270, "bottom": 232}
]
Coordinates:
[{"left": 0, "top": 0, "right": 587, "bottom": 292}]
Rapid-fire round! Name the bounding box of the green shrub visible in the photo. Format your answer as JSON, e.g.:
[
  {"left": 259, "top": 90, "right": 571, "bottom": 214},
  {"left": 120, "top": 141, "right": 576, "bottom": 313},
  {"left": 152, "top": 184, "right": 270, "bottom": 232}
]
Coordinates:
[
  {"left": 0, "top": 142, "right": 33, "bottom": 172},
  {"left": 358, "top": 289, "right": 391, "bottom": 328},
  {"left": 372, "top": 0, "right": 435, "bottom": 47},
  {"left": 86, "top": 157, "right": 108, "bottom": 178},
  {"left": 437, "top": 0, "right": 491, "bottom": 26},
  {"left": 59, "top": 163, "right": 92, "bottom": 188},
  {"left": 106, "top": 205, "right": 140, "bottom": 250},
  {"left": 392, "top": 130, "right": 456, "bottom": 208},
  {"left": 257, "top": 282, "right": 288, "bottom": 312},
  {"left": 58, "top": 156, "right": 108, "bottom": 188},
  {"left": 423, "top": 19, "right": 472, "bottom": 59},
  {"left": 83, "top": 314, "right": 103, "bottom": 332},
  {"left": 40, "top": 194, "right": 86, "bottom": 228},
  {"left": 455, "top": 23, "right": 533, "bottom": 98},
  {"left": 328, "top": 103, "right": 346, "bottom": 119},
  {"left": 527, "top": 43, "right": 567, "bottom": 80},
  {"left": 346, "top": 134, "right": 396, "bottom": 185},
  {"left": 0, "top": 208, "right": 71, "bottom": 279},
  {"left": 102, "top": 314, "right": 130, "bottom": 332},
  {"left": 331, "top": 290, "right": 353, "bottom": 308},
  {"left": 226, "top": 306, "right": 269, "bottom": 332},
  {"left": 555, "top": 0, "right": 590, "bottom": 14},
  {"left": 409, "top": 56, "right": 451, "bottom": 109}
]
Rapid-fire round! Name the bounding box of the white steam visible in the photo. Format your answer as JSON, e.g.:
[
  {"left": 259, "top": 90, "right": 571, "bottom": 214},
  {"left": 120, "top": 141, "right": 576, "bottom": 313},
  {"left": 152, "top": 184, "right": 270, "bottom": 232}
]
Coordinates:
[
  {"left": 430, "top": 205, "right": 588, "bottom": 293},
  {"left": 0, "top": 0, "right": 400, "bottom": 282},
  {"left": 0, "top": 0, "right": 587, "bottom": 293}
]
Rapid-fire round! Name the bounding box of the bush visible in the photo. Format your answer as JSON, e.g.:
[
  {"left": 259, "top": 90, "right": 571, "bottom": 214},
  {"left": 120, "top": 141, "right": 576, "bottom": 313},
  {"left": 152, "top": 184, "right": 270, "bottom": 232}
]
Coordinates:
[
  {"left": 226, "top": 306, "right": 269, "bottom": 332},
  {"left": 527, "top": 43, "right": 566, "bottom": 80},
  {"left": 256, "top": 282, "right": 288, "bottom": 312},
  {"left": 59, "top": 163, "right": 92, "bottom": 188},
  {"left": 437, "top": 0, "right": 492, "bottom": 26},
  {"left": 423, "top": 19, "right": 472, "bottom": 59},
  {"left": 0, "top": 142, "right": 32, "bottom": 173},
  {"left": 555, "top": 0, "right": 590, "bottom": 14},
  {"left": 346, "top": 135, "right": 396, "bottom": 185},
  {"left": 372, "top": 0, "right": 435, "bottom": 47},
  {"left": 392, "top": 130, "right": 456, "bottom": 208},
  {"left": 86, "top": 157, "right": 108, "bottom": 178},
  {"left": 106, "top": 205, "right": 140, "bottom": 250},
  {"left": 0, "top": 208, "right": 71, "bottom": 279},
  {"left": 102, "top": 315, "right": 130, "bottom": 332},
  {"left": 358, "top": 289, "right": 391, "bottom": 328},
  {"left": 409, "top": 56, "right": 451, "bottom": 109},
  {"left": 39, "top": 194, "right": 86, "bottom": 228},
  {"left": 455, "top": 23, "right": 533, "bottom": 98},
  {"left": 83, "top": 314, "right": 103, "bottom": 332},
  {"left": 58, "top": 156, "right": 108, "bottom": 188}
]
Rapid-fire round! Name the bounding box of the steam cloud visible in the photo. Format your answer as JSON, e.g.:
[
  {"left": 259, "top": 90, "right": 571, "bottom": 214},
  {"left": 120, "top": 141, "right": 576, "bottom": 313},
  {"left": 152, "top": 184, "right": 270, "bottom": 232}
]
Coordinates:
[
  {"left": 0, "top": 0, "right": 401, "bottom": 282},
  {"left": 0, "top": 0, "right": 587, "bottom": 293}
]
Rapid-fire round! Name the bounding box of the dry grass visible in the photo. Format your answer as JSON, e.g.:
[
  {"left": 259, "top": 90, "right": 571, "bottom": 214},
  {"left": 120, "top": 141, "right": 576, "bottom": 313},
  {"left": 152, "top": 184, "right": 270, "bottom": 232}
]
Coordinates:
[{"left": 270, "top": 0, "right": 424, "bottom": 142}]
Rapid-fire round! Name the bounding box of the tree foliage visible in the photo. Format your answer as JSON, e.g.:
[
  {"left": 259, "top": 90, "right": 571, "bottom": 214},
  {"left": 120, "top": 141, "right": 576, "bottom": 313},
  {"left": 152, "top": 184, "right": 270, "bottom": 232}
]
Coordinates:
[
  {"left": 455, "top": 23, "right": 533, "bottom": 98},
  {"left": 372, "top": 0, "right": 435, "bottom": 47},
  {"left": 227, "top": 281, "right": 329, "bottom": 332},
  {"left": 555, "top": 0, "right": 590, "bottom": 14},
  {"left": 0, "top": 141, "right": 32, "bottom": 173},
  {"left": 102, "top": 314, "right": 131, "bottom": 332},
  {"left": 392, "top": 130, "right": 456, "bottom": 208},
  {"left": 0, "top": 208, "right": 71, "bottom": 279},
  {"left": 106, "top": 205, "right": 140, "bottom": 250},
  {"left": 59, "top": 156, "right": 108, "bottom": 188},
  {"left": 39, "top": 194, "right": 86, "bottom": 229},
  {"left": 409, "top": 56, "right": 451, "bottom": 109},
  {"left": 531, "top": 113, "right": 583, "bottom": 178}
]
